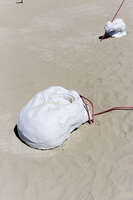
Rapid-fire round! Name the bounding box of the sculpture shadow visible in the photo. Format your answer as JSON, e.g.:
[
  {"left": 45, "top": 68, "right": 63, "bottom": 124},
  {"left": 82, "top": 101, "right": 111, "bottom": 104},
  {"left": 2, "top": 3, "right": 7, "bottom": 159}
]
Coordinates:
[
  {"left": 99, "top": 31, "right": 116, "bottom": 40},
  {"left": 14, "top": 125, "right": 29, "bottom": 147}
]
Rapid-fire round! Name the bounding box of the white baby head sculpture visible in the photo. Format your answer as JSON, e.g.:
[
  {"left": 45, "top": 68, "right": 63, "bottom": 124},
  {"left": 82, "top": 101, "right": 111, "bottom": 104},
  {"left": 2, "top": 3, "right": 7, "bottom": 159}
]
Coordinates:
[{"left": 17, "top": 86, "right": 90, "bottom": 149}]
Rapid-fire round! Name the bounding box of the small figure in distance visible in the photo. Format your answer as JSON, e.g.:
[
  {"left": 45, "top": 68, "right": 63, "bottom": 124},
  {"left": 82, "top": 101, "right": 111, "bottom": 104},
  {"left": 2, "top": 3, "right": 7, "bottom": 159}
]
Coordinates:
[{"left": 16, "top": 0, "right": 23, "bottom": 3}]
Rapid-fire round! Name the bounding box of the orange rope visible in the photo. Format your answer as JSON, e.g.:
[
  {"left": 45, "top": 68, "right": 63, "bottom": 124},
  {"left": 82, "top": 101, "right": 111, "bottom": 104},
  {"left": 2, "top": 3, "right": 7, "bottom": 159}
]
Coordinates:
[
  {"left": 80, "top": 95, "right": 133, "bottom": 123},
  {"left": 111, "top": 0, "right": 126, "bottom": 22},
  {"left": 80, "top": 95, "right": 94, "bottom": 123}
]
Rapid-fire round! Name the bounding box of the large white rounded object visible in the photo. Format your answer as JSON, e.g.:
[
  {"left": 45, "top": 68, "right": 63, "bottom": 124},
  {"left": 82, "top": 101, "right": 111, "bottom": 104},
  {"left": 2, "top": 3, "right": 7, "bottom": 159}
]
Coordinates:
[
  {"left": 17, "top": 86, "right": 90, "bottom": 149},
  {"left": 104, "top": 18, "right": 127, "bottom": 38}
]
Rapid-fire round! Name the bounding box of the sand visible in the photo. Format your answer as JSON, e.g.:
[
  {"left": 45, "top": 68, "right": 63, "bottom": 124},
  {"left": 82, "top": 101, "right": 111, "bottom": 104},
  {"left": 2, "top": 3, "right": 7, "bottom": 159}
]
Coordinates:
[{"left": 0, "top": 0, "right": 133, "bottom": 199}]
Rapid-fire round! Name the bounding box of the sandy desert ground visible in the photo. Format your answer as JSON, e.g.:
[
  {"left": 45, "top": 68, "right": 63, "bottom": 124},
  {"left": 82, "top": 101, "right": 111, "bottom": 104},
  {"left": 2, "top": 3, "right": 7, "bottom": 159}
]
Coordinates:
[{"left": 0, "top": 0, "right": 133, "bottom": 199}]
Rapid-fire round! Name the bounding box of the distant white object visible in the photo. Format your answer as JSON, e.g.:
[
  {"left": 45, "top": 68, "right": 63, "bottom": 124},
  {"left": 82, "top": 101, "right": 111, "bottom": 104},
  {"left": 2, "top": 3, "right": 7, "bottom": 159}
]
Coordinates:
[
  {"left": 104, "top": 18, "right": 127, "bottom": 38},
  {"left": 17, "top": 86, "right": 91, "bottom": 149}
]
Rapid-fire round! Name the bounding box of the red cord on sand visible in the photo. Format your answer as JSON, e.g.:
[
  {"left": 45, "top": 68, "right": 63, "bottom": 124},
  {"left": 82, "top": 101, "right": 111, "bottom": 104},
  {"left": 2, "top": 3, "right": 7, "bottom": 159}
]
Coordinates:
[
  {"left": 80, "top": 95, "right": 133, "bottom": 124},
  {"left": 111, "top": 0, "right": 126, "bottom": 22},
  {"left": 80, "top": 95, "right": 94, "bottom": 123},
  {"left": 100, "top": 0, "right": 126, "bottom": 41}
]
